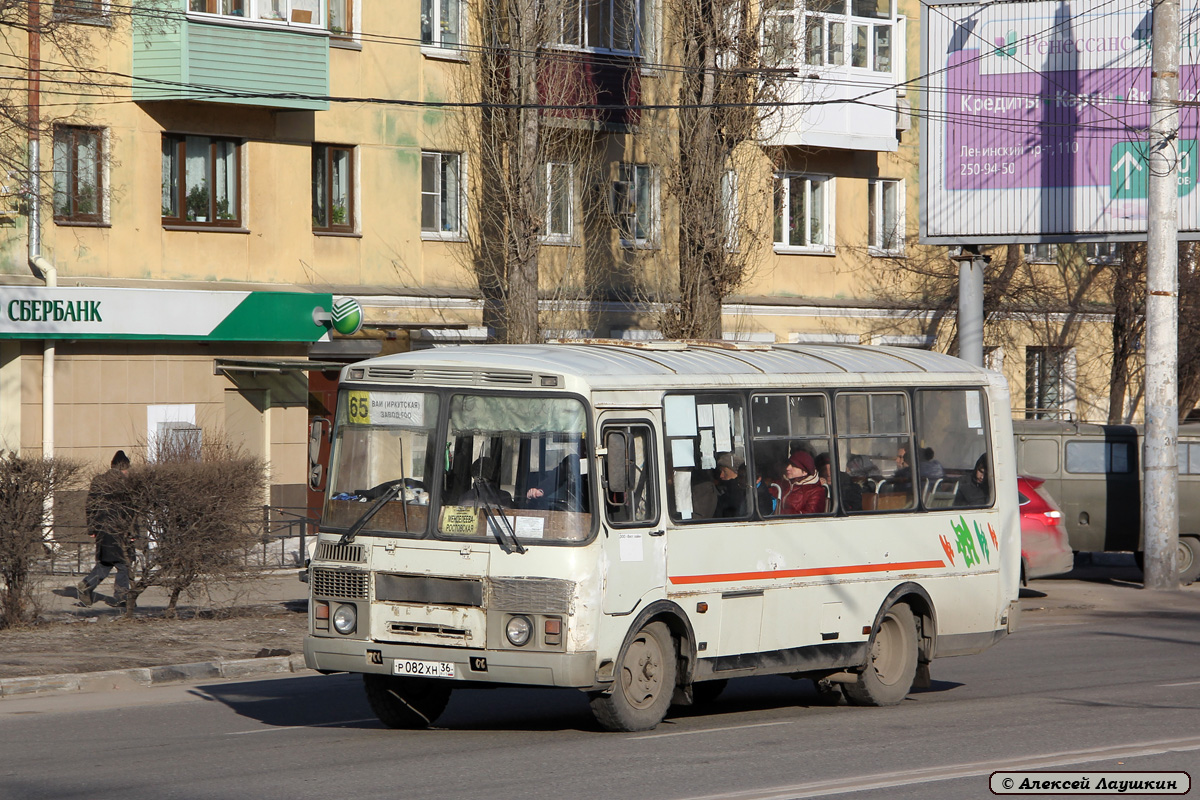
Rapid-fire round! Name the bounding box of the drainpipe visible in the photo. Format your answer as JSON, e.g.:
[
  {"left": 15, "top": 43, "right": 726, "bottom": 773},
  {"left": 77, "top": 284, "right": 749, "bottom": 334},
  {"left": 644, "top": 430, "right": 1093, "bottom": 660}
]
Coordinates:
[{"left": 28, "top": 0, "right": 56, "bottom": 545}]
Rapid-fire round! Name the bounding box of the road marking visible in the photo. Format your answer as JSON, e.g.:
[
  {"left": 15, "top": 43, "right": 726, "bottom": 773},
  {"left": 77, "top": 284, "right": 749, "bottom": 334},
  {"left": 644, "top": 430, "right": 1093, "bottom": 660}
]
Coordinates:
[
  {"left": 628, "top": 720, "right": 796, "bottom": 740},
  {"left": 227, "top": 717, "right": 377, "bottom": 736},
  {"left": 674, "top": 735, "right": 1200, "bottom": 799},
  {"left": 1158, "top": 679, "right": 1200, "bottom": 687}
]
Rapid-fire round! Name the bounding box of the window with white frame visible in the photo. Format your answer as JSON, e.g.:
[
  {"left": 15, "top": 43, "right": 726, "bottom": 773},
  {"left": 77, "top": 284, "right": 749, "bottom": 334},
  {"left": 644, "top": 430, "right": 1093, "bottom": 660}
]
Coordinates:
[
  {"left": 763, "top": 0, "right": 797, "bottom": 66},
  {"left": 53, "top": 126, "right": 103, "bottom": 223},
  {"left": 1086, "top": 242, "right": 1122, "bottom": 264},
  {"left": 1023, "top": 243, "right": 1059, "bottom": 263},
  {"left": 421, "top": 0, "right": 462, "bottom": 48},
  {"left": 869, "top": 178, "right": 903, "bottom": 254},
  {"left": 553, "top": 0, "right": 644, "bottom": 55},
  {"left": 188, "top": 0, "right": 324, "bottom": 28},
  {"left": 543, "top": 162, "right": 574, "bottom": 241},
  {"left": 421, "top": 151, "right": 463, "bottom": 237},
  {"left": 613, "top": 163, "right": 656, "bottom": 245},
  {"left": 774, "top": 173, "right": 831, "bottom": 250},
  {"left": 801, "top": 0, "right": 894, "bottom": 72}
]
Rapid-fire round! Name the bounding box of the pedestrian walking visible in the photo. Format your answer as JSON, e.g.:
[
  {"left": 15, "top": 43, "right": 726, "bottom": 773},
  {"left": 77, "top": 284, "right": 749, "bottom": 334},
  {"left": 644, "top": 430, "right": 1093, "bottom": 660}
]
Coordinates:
[{"left": 75, "top": 450, "right": 132, "bottom": 607}]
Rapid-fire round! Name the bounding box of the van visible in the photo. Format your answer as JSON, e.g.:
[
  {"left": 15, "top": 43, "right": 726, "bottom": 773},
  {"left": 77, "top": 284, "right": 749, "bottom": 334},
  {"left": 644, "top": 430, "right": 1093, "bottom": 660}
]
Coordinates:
[{"left": 1011, "top": 420, "right": 1200, "bottom": 584}]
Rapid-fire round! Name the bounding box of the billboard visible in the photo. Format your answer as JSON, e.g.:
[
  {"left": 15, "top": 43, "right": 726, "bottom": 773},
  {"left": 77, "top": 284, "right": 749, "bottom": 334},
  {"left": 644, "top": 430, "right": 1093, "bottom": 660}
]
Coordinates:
[{"left": 921, "top": 0, "right": 1200, "bottom": 243}]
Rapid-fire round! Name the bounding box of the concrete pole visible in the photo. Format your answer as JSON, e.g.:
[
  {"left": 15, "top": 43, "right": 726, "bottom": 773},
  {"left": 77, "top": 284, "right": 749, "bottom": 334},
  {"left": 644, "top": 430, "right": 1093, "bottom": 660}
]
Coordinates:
[
  {"left": 953, "top": 247, "right": 988, "bottom": 368},
  {"left": 1143, "top": 0, "right": 1181, "bottom": 590}
]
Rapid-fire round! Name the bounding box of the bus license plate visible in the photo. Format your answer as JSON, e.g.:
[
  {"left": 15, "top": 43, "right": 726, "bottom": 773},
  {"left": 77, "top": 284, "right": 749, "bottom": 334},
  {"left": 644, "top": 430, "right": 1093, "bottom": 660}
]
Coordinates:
[{"left": 392, "top": 658, "right": 455, "bottom": 679}]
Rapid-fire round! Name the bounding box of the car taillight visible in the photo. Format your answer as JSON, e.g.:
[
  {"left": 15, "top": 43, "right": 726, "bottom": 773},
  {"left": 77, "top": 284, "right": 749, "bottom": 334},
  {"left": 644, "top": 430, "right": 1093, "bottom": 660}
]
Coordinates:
[{"left": 1043, "top": 510, "right": 1062, "bottom": 522}]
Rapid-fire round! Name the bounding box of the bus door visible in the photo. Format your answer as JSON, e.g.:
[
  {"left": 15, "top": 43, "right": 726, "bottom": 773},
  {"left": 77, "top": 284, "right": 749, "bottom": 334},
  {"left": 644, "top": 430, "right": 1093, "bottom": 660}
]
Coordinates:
[{"left": 598, "top": 416, "right": 665, "bottom": 615}]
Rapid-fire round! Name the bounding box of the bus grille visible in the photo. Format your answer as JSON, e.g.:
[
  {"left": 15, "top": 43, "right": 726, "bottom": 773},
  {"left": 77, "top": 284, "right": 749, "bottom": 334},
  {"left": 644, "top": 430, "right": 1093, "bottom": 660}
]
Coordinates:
[
  {"left": 489, "top": 578, "right": 574, "bottom": 613},
  {"left": 387, "top": 622, "right": 471, "bottom": 642},
  {"left": 311, "top": 568, "right": 369, "bottom": 599},
  {"left": 363, "top": 366, "right": 535, "bottom": 386},
  {"left": 315, "top": 542, "right": 365, "bottom": 563}
]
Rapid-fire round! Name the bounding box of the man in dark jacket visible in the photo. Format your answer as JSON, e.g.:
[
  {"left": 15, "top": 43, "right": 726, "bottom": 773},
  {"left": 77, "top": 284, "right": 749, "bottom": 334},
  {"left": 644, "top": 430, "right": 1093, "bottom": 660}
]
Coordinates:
[{"left": 76, "top": 450, "right": 132, "bottom": 607}]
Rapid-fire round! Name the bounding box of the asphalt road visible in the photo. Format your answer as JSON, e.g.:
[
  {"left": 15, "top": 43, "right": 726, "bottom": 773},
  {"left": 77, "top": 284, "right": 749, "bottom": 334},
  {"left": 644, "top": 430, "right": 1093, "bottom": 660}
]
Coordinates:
[{"left": 4, "top": 575, "right": 1200, "bottom": 800}]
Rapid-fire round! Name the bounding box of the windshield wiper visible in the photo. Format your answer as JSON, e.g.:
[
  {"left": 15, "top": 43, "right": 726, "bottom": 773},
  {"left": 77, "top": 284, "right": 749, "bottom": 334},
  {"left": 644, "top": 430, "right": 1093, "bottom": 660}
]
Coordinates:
[
  {"left": 474, "top": 481, "right": 526, "bottom": 555},
  {"left": 338, "top": 480, "right": 403, "bottom": 546}
]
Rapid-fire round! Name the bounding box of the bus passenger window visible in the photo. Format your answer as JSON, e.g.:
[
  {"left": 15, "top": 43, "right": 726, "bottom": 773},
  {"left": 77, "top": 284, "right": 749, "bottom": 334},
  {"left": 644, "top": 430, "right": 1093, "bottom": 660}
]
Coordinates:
[
  {"left": 835, "top": 392, "right": 915, "bottom": 512},
  {"left": 664, "top": 393, "right": 750, "bottom": 522},
  {"left": 915, "top": 389, "right": 992, "bottom": 508},
  {"left": 750, "top": 393, "right": 833, "bottom": 517}
]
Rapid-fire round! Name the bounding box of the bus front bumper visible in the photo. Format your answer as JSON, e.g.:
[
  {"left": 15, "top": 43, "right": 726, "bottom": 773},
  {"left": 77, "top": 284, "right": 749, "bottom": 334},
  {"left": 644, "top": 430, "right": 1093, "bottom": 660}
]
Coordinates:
[{"left": 304, "top": 635, "right": 600, "bottom": 689}]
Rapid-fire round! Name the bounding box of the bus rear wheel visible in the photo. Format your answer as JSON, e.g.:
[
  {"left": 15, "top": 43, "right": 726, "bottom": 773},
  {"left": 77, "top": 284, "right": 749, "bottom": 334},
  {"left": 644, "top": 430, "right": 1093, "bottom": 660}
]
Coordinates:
[
  {"left": 363, "top": 674, "right": 452, "bottom": 729},
  {"left": 844, "top": 603, "right": 918, "bottom": 707},
  {"left": 590, "top": 621, "right": 677, "bottom": 732}
]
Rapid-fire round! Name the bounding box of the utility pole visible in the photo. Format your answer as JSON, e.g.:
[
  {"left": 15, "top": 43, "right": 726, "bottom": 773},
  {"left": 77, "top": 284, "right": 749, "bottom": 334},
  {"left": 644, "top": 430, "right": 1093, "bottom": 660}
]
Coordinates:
[
  {"left": 953, "top": 246, "right": 988, "bottom": 368},
  {"left": 1143, "top": 0, "right": 1181, "bottom": 590}
]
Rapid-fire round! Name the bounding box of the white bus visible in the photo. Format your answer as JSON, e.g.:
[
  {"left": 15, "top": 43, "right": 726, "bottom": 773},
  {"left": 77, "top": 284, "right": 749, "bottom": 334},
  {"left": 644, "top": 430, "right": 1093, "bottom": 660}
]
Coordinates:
[{"left": 304, "top": 342, "right": 1021, "bottom": 732}]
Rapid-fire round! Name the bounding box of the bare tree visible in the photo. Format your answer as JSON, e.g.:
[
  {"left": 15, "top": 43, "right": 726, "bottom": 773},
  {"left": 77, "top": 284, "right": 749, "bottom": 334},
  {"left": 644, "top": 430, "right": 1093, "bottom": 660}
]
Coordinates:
[
  {"left": 0, "top": 452, "right": 81, "bottom": 628},
  {"left": 101, "top": 433, "right": 266, "bottom": 616}
]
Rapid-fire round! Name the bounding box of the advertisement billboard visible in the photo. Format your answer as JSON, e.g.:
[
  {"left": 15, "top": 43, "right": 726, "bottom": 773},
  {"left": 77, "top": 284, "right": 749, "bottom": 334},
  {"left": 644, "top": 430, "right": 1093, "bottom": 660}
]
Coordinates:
[{"left": 921, "top": 0, "right": 1200, "bottom": 243}]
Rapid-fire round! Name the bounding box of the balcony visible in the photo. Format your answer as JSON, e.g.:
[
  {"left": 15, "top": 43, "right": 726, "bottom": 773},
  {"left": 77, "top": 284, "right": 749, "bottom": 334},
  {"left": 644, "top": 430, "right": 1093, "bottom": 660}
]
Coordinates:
[{"left": 132, "top": 2, "right": 330, "bottom": 111}]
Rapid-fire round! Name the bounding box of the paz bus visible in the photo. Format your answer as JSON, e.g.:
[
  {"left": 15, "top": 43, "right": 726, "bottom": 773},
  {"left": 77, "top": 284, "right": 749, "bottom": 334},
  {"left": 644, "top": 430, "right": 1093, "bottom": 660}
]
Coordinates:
[{"left": 303, "top": 341, "right": 1020, "bottom": 732}]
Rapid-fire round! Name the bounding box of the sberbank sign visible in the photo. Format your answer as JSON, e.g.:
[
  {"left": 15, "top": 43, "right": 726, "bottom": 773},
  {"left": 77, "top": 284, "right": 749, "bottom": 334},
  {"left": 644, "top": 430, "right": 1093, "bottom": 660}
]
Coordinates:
[
  {"left": 8, "top": 298, "right": 102, "bottom": 323},
  {"left": 0, "top": 287, "right": 334, "bottom": 342}
]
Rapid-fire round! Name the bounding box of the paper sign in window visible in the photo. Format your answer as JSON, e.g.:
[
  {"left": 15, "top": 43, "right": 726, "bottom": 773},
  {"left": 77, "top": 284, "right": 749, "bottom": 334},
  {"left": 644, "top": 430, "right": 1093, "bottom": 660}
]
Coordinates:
[
  {"left": 664, "top": 395, "right": 699, "bottom": 437},
  {"left": 671, "top": 439, "right": 696, "bottom": 468},
  {"left": 713, "top": 404, "right": 733, "bottom": 451}
]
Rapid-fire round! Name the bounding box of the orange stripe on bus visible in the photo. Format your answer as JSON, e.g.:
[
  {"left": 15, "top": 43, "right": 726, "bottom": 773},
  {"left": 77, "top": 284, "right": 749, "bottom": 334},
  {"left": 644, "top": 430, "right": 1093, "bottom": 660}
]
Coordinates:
[{"left": 668, "top": 560, "right": 947, "bottom": 585}]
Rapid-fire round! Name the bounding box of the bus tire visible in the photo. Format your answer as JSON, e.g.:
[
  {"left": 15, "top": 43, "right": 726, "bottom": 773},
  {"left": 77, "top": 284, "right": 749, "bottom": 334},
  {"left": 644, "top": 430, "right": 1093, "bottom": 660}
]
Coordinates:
[
  {"left": 363, "top": 674, "right": 452, "bottom": 729},
  {"left": 1180, "top": 536, "right": 1200, "bottom": 585},
  {"left": 843, "top": 603, "right": 918, "bottom": 707},
  {"left": 590, "top": 621, "right": 677, "bottom": 732}
]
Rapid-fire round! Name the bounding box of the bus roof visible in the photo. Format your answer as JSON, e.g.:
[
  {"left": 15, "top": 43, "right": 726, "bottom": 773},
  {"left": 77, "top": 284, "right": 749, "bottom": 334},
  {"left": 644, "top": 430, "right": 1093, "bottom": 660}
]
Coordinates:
[{"left": 347, "top": 342, "right": 991, "bottom": 390}]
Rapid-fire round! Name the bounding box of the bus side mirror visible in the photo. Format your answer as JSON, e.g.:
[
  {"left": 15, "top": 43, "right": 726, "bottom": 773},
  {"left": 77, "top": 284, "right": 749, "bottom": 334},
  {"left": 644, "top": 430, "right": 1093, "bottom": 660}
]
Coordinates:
[
  {"left": 605, "top": 431, "right": 629, "bottom": 494},
  {"left": 308, "top": 418, "right": 330, "bottom": 490}
]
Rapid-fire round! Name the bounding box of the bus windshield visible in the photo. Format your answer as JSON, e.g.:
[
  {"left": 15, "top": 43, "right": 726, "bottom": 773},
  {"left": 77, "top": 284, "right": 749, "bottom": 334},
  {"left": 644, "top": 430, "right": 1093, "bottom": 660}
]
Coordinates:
[
  {"left": 323, "top": 390, "right": 440, "bottom": 536},
  {"left": 438, "top": 394, "right": 593, "bottom": 543}
]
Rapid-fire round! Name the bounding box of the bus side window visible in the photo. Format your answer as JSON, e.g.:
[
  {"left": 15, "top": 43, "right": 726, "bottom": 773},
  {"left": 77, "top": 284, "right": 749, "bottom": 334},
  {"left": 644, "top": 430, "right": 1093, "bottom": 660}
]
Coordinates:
[
  {"left": 835, "top": 391, "right": 916, "bottom": 513},
  {"left": 915, "top": 389, "right": 992, "bottom": 509},
  {"left": 603, "top": 424, "right": 658, "bottom": 525},
  {"left": 664, "top": 393, "right": 750, "bottom": 522},
  {"left": 750, "top": 393, "right": 833, "bottom": 517}
]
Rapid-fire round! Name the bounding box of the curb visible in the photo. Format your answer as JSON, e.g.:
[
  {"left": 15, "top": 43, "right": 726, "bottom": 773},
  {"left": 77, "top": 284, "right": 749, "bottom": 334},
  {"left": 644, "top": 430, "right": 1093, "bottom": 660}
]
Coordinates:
[{"left": 0, "top": 653, "right": 310, "bottom": 699}]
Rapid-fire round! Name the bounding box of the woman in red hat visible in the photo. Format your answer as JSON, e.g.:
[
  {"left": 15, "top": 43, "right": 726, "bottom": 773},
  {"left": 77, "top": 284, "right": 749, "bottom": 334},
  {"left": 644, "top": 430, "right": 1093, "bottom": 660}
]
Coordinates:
[{"left": 778, "top": 450, "right": 826, "bottom": 515}]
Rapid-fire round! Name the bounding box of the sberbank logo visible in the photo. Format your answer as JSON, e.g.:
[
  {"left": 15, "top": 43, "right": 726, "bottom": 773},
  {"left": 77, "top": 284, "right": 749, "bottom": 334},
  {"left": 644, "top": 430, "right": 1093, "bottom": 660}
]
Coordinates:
[
  {"left": 331, "top": 296, "right": 363, "bottom": 336},
  {"left": 993, "top": 31, "right": 1017, "bottom": 58},
  {"left": 7, "top": 298, "right": 101, "bottom": 323}
]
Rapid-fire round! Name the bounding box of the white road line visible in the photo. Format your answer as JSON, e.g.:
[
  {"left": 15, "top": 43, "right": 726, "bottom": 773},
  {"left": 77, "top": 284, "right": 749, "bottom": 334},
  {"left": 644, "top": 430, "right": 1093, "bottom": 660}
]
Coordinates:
[
  {"left": 227, "top": 717, "right": 378, "bottom": 736},
  {"left": 675, "top": 735, "right": 1200, "bottom": 800},
  {"left": 1158, "top": 679, "right": 1200, "bottom": 687},
  {"left": 628, "top": 720, "right": 796, "bottom": 740}
]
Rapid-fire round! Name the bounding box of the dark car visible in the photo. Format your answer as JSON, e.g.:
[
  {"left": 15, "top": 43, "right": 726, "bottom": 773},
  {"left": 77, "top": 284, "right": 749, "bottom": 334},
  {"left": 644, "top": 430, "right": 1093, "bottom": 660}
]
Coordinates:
[{"left": 1018, "top": 475, "right": 1074, "bottom": 582}]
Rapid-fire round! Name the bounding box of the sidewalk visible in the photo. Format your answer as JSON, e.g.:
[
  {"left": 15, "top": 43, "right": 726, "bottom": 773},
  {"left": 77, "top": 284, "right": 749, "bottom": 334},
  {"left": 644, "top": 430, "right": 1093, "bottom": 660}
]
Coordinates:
[
  {"left": 4, "top": 554, "right": 1199, "bottom": 701},
  {"left": 0, "top": 569, "right": 312, "bottom": 700}
]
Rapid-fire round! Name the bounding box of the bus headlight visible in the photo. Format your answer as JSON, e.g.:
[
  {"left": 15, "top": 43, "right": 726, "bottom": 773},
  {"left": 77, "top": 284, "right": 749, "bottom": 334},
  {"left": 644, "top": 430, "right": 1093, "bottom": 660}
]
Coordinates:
[
  {"left": 333, "top": 603, "right": 357, "bottom": 635},
  {"left": 505, "top": 615, "right": 533, "bottom": 647}
]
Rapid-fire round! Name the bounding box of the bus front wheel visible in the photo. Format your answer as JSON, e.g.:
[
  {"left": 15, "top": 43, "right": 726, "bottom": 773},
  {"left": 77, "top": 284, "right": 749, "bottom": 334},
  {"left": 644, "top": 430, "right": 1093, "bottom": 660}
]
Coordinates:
[
  {"left": 363, "top": 674, "right": 452, "bottom": 729},
  {"left": 590, "top": 621, "right": 677, "bottom": 732},
  {"left": 844, "top": 603, "right": 918, "bottom": 707}
]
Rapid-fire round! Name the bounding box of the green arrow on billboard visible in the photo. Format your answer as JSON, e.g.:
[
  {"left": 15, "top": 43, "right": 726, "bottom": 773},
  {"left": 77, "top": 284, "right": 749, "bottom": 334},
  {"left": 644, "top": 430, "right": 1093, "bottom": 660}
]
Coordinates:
[{"left": 1111, "top": 140, "right": 1197, "bottom": 200}]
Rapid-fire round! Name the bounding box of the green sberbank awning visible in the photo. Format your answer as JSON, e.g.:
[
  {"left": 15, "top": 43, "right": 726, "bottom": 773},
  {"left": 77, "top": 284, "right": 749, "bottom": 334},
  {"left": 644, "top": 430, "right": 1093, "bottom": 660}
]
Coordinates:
[{"left": 0, "top": 287, "right": 335, "bottom": 341}]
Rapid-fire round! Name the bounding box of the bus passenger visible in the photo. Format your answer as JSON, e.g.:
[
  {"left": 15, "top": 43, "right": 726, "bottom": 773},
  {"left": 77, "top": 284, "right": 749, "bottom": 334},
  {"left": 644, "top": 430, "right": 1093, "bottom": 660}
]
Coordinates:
[
  {"left": 954, "top": 454, "right": 990, "bottom": 506},
  {"left": 780, "top": 450, "right": 826, "bottom": 515},
  {"left": 756, "top": 460, "right": 782, "bottom": 515},
  {"left": 713, "top": 452, "right": 748, "bottom": 518}
]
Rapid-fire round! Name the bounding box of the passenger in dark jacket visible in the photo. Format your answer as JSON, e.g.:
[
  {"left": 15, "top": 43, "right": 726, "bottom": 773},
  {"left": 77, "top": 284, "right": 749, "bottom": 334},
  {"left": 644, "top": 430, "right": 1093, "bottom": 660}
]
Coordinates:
[
  {"left": 954, "top": 453, "right": 990, "bottom": 506},
  {"left": 76, "top": 450, "right": 132, "bottom": 607}
]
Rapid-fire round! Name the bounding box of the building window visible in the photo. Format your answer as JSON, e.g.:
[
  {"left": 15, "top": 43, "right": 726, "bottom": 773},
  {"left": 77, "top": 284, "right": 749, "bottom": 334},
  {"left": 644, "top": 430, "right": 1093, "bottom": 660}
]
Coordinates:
[
  {"left": 554, "top": 0, "right": 642, "bottom": 54},
  {"left": 327, "top": 0, "right": 352, "bottom": 35},
  {"left": 421, "top": 151, "right": 463, "bottom": 237},
  {"left": 763, "top": 0, "right": 797, "bottom": 66},
  {"left": 543, "top": 162, "right": 574, "bottom": 241},
  {"left": 53, "top": 126, "right": 102, "bottom": 223},
  {"left": 774, "top": 173, "right": 831, "bottom": 250},
  {"left": 801, "top": 0, "right": 893, "bottom": 72},
  {"left": 613, "top": 163, "right": 656, "bottom": 246},
  {"left": 313, "top": 145, "right": 354, "bottom": 233},
  {"left": 161, "top": 134, "right": 240, "bottom": 227},
  {"left": 189, "top": 0, "right": 325, "bottom": 28},
  {"left": 54, "top": 0, "right": 106, "bottom": 21},
  {"left": 421, "top": 0, "right": 462, "bottom": 48},
  {"left": 1023, "top": 243, "right": 1058, "bottom": 264},
  {"left": 1025, "top": 346, "right": 1071, "bottom": 419},
  {"left": 869, "top": 178, "right": 903, "bottom": 254},
  {"left": 1086, "top": 242, "right": 1122, "bottom": 264}
]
